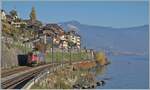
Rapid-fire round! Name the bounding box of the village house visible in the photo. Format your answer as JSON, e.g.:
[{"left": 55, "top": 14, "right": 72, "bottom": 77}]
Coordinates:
[
  {"left": 76, "top": 34, "right": 81, "bottom": 49},
  {"left": 2, "top": 9, "right": 27, "bottom": 28},
  {"left": 5, "top": 9, "right": 19, "bottom": 24},
  {"left": 11, "top": 21, "right": 27, "bottom": 28},
  {"left": 59, "top": 33, "right": 68, "bottom": 49},
  {"left": 67, "top": 30, "right": 76, "bottom": 43},
  {"left": 10, "top": 11, "right": 27, "bottom": 28},
  {"left": 59, "top": 40, "right": 68, "bottom": 49},
  {"left": 53, "top": 37, "right": 60, "bottom": 46},
  {"left": 42, "top": 24, "right": 65, "bottom": 45},
  {"left": 24, "top": 19, "right": 42, "bottom": 30},
  {"left": 66, "top": 30, "right": 81, "bottom": 49}
]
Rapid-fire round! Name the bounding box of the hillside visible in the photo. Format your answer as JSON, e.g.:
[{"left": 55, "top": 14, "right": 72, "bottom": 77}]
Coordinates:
[{"left": 1, "top": 22, "right": 31, "bottom": 69}]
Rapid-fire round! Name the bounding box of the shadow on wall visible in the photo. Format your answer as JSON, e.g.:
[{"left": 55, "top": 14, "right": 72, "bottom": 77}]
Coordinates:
[{"left": 17, "top": 54, "right": 28, "bottom": 66}]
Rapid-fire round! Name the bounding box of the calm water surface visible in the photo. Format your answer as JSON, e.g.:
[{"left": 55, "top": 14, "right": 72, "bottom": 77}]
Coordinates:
[{"left": 96, "top": 55, "right": 149, "bottom": 89}]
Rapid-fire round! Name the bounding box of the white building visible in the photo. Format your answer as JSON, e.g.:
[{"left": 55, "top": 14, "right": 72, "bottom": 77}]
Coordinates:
[
  {"left": 60, "top": 34, "right": 66, "bottom": 41},
  {"left": 11, "top": 21, "right": 27, "bottom": 28},
  {"left": 67, "top": 30, "right": 81, "bottom": 49}
]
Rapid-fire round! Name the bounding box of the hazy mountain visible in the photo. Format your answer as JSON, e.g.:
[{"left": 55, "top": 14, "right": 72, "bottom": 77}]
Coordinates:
[{"left": 59, "top": 20, "right": 149, "bottom": 55}]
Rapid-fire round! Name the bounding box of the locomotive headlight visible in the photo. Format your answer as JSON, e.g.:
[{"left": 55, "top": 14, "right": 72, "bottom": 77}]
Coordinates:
[{"left": 47, "top": 71, "right": 50, "bottom": 74}]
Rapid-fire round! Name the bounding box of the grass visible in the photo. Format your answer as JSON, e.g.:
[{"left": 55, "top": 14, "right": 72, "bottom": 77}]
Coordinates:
[
  {"left": 31, "top": 83, "right": 47, "bottom": 89},
  {"left": 45, "top": 51, "right": 91, "bottom": 63},
  {"left": 10, "top": 42, "right": 32, "bottom": 53},
  {"left": 2, "top": 22, "right": 32, "bottom": 53},
  {"left": 31, "top": 62, "right": 98, "bottom": 89}
]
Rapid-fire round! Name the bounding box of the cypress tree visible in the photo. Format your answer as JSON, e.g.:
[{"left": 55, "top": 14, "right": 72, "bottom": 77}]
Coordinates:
[{"left": 30, "top": 6, "right": 36, "bottom": 22}]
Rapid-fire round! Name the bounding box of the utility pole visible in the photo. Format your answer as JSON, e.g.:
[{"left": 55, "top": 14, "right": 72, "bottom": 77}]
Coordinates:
[
  {"left": 61, "top": 41, "right": 64, "bottom": 66},
  {"left": 25, "top": 43, "right": 26, "bottom": 54},
  {"left": 80, "top": 48, "right": 81, "bottom": 61},
  {"left": 51, "top": 35, "right": 54, "bottom": 72},
  {"left": 61, "top": 41, "right": 64, "bottom": 67},
  {"left": 69, "top": 46, "right": 72, "bottom": 65},
  {"left": 91, "top": 49, "right": 94, "bottom": 60},
  {"left": 42, "top": 34, "right": 46, "bottom": 64},
  {"left": 44, "top": 34, "right": 47, "bottom": 44}
]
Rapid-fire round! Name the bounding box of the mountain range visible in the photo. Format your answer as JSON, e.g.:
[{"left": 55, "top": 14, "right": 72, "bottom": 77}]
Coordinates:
[{"left": 59, "top": 20, "right": 149, "bottom": 55}]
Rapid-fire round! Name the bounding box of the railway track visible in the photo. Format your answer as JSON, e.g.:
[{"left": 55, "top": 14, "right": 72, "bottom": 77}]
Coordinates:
[
  {"left": 1, "top": 64, "right": 54, "bottom": 89},
  {"left": 1, "top": 66, "right": 32, "bottom": 78},
  {"left": 1, "top": 62, "right": 57, "bottom": 78},
  {"left": 1, "top": 60, "right": 91, "bottom": 89}
]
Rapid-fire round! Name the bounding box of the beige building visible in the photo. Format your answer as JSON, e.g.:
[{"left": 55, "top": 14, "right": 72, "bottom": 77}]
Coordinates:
[
  {"left": 58, "top": 34, "right": 68, "bottom": 49},
  {"left": 76, "top": 35, "right": 81, "bottom": 49},
  {"left": 59, "top": 40, "right": 68, "bottom": 49}
]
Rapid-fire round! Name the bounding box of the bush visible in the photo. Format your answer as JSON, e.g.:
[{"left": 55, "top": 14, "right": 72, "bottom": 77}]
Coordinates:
[{"left": 95, "top": 51, "right": 107, "bottom": 66}]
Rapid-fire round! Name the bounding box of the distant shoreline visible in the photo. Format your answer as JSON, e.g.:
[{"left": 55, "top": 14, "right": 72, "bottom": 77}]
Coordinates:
[{"left": 106, "top": 51, "right": 146, "bottom": 56}]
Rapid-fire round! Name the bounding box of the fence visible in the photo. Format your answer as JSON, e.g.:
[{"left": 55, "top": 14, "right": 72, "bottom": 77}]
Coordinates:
[{"left": 45, "top": 48, "right": 94, "bottom": 64}]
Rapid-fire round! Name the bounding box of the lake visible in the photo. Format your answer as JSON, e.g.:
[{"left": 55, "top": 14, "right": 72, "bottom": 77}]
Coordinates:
[{"left": 96, "top": 55, "right": 149, "bottom": 89}]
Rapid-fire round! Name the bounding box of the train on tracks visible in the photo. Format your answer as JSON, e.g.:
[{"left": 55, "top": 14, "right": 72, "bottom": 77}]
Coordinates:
[{"left": 27, "top": 50, "right": 45, "bottom": 66}]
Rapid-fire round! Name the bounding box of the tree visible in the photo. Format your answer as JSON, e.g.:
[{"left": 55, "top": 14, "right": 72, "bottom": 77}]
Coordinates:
[
  {"left": 95, "top": 52, "right": 107, "bottom": 66},
  {"left": 68, "top": 41, "right": 76, "bottom": 48},
  {"left": 34, "top": 42, "right": 46, "bottom": 52},
  {"left": 10, "top": 10, "right": 17, "bottom": 17},
  {"left": 30, "top": 6, "right": 36, "bottom": 22},
  {"left": 10, "top": 9, "right": 19, "bottom": 21},
  {"left": 20, "top": 23, "right": 26, "bottom": 29}
]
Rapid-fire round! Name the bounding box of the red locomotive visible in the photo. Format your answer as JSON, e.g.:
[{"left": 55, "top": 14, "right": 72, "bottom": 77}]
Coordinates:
[{"left": 27, "top": 50, "right": 45, "bottom": 66}]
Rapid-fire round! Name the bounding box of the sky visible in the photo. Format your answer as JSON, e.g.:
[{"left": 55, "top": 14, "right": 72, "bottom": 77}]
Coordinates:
[{"left": 2, "top": 1, "right": 149, "bottom": 28}]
